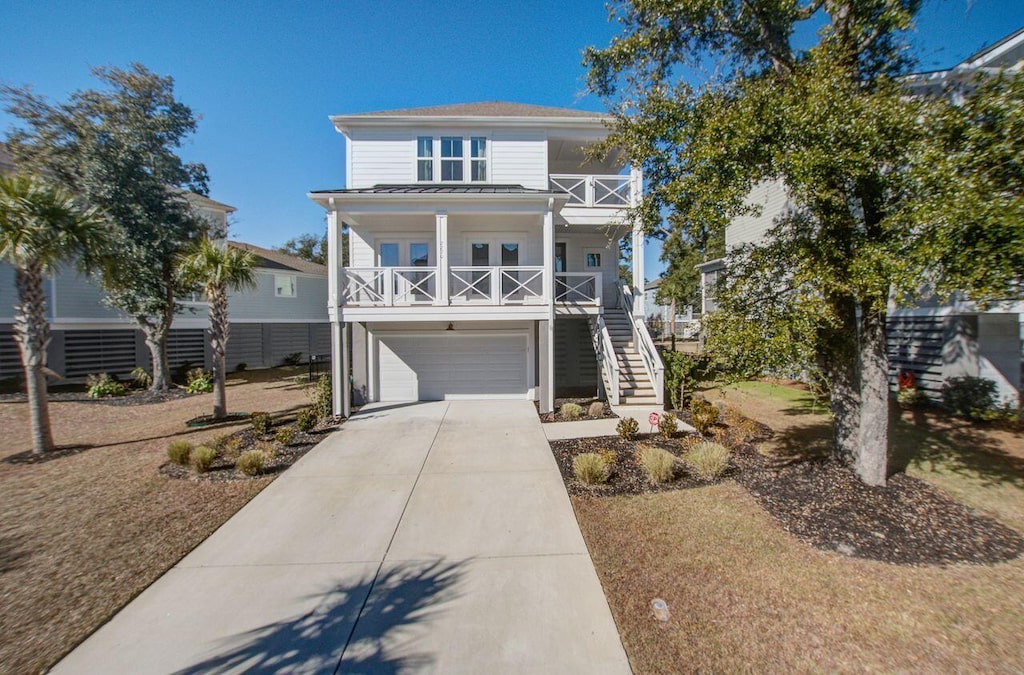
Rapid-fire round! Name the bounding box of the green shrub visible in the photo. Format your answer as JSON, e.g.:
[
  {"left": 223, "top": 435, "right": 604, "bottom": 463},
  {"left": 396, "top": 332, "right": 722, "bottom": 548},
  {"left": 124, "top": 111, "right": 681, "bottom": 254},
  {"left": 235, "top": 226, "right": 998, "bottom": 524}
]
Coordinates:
[
  {"left": 86, "top": 372, "right": 127, "bottom": 398},
  {"left": 282, "top": 351, "right": 304, "bottom": 366},
  {"left": 295, "top": 408, "right": 317, "bottom": 432},
  {"left": 659, "top": 412, "right": 679, "bottom": 438},
  {"left": 560, "top": 402, "right": 584, "bottom": 420},
  {"left": 130, "top": 366, "right": 152, "bottom": 389},
  {"left": 662, "top": 351, "right": 717, "bottom": 410},
  {"left": 250, "top": 412, "right": 272, "bottom": 435},
  {"left": 686, "top": 441, "right": 731, "bottom": 481},
  {"left": 185, "top": 367, "right": 213, "bottom": 394},
  {"left": 311, "top": 374, "right": 332, "bottom": 420},
  {"left": 638, "top": 445, "right": 678, "bottom": 483},
  {"left": 191, "top": 445, "right": 218, "bottom": 473},
  {"left": 275, "top": 427, "right": 295, "bottom": 446},
  {"left": 235, "top": 449, "right": 267, "bottom": 476},
  {"left": 616, "top": 417, "right": 639, "bottom": 441},
  {"left": 588, "top": 401, "right": 605, "bottom": 418},
  {"left": 941, "top": 376, "right": 997, "bottom": 420},
  {"left": 897, "top": 386, "right": 928, "bottom": 407},
  {"left": 167, "top": 440, "right": 193, "bottom": 465},
  {"left": 573, "top": 452, "right": 610, "bottom": 485}
]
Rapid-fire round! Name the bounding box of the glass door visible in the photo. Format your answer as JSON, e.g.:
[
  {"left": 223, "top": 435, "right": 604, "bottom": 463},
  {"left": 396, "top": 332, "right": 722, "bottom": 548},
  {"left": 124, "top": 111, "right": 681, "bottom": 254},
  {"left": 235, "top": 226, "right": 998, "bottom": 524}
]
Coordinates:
[{"left": 555, "top": 242, "right": 567, "bottom": 300}]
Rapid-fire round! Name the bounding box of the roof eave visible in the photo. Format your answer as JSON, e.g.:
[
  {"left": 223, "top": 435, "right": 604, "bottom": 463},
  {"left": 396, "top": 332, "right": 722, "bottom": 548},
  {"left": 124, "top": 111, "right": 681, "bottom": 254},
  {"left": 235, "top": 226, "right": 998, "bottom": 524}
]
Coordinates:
[
  {"left": 308, "top": 190, "right": 571, "bottom": 209},
  {"left": 330, "top": 115, "right": 611, "bottom": 134}
]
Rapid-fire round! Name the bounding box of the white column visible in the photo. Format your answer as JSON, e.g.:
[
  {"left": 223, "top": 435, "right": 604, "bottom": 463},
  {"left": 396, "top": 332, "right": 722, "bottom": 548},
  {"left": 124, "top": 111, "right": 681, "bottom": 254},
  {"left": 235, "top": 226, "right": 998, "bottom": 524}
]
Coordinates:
[
  {"left": 326, "top": 205, "right": 340, "bottom": 321},
  {"left": 630, "top": 166, "right": 645, "bottom": 318},
  {"left": 330, "top": 321, "right": 344, "bottom": 417},
  {"left": 436, "top": 211, "right": 449, "bottom": 305},
  {"left": 542, "top": 203, "right": 555, "bottom": 412},
  {"left": 341, "top": 322, "right": 351, "bottom": 417}
]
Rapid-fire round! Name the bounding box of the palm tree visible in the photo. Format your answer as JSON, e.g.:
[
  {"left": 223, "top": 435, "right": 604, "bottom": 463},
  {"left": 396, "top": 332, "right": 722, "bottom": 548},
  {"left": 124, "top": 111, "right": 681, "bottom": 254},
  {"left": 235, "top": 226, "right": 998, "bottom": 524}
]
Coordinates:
[
  {"left": 0, "top": 174, "right": 109, "bottom": 454},
  {"left": 179, "top": 238, "right": 256, "bottom": 419}
]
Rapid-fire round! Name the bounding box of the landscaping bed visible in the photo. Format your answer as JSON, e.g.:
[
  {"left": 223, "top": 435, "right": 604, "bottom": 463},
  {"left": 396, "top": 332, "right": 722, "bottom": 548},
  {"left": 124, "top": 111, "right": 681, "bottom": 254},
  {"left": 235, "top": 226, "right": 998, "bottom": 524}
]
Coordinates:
[
  {"left": 538, "top": 397, "right": 617, "bottom": 422},
  {"left": 0, "top": 386, "right": 192, "bottom": 406}
]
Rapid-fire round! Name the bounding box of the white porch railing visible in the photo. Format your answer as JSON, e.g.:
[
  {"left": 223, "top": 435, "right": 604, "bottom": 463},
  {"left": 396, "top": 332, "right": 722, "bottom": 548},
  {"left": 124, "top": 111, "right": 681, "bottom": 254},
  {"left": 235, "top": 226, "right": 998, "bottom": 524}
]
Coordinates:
[
  {"left": 342, "top": 266, "right": 546, "bottom": 307},
  {"left": 591, "top": 315, "right": 620, "bottom": 405},
  {"left": 555, "top": 272, "right": 602, "bottom": 306},
  {"left": 549, "top": 174, "right": 633, "bottom": 208},
  {"left": 620, "top": 284, "right": 665, "bottom": 405}
]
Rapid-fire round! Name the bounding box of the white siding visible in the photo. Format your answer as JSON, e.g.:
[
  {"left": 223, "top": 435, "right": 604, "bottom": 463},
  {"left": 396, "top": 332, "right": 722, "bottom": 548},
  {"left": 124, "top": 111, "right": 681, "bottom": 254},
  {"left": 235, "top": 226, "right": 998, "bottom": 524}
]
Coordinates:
[
  {"left": 727, "top": 179, "right": 790, "bottom": 251},
  {"left": 348, "top": 130, "right": 414, "bottom": 188},
  {"left": 490, "top": 130, "right": 548, "bottom": 189}
]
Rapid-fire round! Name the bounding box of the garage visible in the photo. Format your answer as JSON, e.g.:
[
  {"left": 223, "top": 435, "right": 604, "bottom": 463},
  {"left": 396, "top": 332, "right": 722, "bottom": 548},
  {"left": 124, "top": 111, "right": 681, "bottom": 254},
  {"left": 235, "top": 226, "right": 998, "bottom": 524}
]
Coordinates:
[{"left": 376, "top": 331, "right": 531, "bottom": 401}]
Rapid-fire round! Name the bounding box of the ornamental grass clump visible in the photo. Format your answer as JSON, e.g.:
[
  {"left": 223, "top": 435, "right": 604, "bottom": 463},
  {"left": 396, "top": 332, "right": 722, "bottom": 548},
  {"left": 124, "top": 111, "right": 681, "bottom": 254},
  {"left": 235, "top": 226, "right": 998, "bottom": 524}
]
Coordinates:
[
  {"left": 560, "top": 402, "right": 584, "bottom": 420},
  {"left": 235, "top": 449, "right": 267, "bottom": 476},
  {"left": 130, "top": 366, "right": 152, "bottom": 389},
  {"left": 616, "top": 416, "right": 639, "bottom": 440},
  {"left": 191, "top": 445, "right": 218, "bottom": 473},
  {"left": 167, "top": 440, "right": 192, "bottom": 466},
  {"left": 250, "top": 412, "right": 271, "bottom": 435},
  {"left": 85, "top": 372, "right": 126, "bottom": 398},
  {"left": 185, "top": 367, "right": 213, "bottom": 394},
  {"left": 686, "top": 441, "right": 731, "bottom": 481},
  {"left": 690, "top": 398, "right": 720, "bottom": 435},
  {"left": 588, "top": 401, "right": 605, "bottom": 418},
  {"left": 274, "top": 427, "right": 295, "bottom": 446},
  {"left": 296, "top": 408, "right": 317, "bottom": 432},
  {"left": 573, "top": 452, "right": 610, "bottom": 485},
  {"left": 638, "top": 445, "right": 678, "bottom": 483}
]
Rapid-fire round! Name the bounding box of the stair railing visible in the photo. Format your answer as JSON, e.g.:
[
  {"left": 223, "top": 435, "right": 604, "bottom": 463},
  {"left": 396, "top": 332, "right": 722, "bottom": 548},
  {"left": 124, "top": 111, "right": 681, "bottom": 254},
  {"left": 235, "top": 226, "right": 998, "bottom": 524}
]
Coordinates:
[
  {"left": 591, "top": 314, "right": 620, "bottom": 405},
  {"left": 618, "top": 285, "right": 665, "bottom": 405}
]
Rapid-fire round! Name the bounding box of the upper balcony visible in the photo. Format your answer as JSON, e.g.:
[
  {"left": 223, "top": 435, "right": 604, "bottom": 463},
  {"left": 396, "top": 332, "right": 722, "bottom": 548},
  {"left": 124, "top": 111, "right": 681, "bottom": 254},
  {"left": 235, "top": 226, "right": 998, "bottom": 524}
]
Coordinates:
[
  {"left": 338, "top": 266, "right": 604, "bottom": 320},
  {"left": 549, "top": 172, "right": 638, "bottom": 227}
]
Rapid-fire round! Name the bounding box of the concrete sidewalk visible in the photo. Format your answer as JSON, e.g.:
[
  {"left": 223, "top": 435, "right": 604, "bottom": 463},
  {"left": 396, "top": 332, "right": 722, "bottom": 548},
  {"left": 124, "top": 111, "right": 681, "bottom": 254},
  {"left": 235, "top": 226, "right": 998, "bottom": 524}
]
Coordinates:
[
  {"left": 55, "top": 400, "right": 630, "bottom": 674},
  {"left": 543, "top": 405, "right": 695, "bottom": 441}
]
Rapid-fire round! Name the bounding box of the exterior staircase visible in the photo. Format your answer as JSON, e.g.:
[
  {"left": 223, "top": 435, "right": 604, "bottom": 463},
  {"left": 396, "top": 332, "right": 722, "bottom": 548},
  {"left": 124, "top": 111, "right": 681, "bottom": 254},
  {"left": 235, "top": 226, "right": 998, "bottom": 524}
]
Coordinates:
[{"left": 601, "top": 307, "right": 660, "bottom": 405}]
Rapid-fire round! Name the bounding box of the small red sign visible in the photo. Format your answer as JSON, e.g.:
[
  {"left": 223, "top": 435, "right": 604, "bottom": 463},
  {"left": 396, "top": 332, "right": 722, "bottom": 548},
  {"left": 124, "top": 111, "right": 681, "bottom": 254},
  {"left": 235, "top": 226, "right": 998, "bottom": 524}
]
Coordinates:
[{"left": 648, "top": 412, "right": 660, "bottom": 427}]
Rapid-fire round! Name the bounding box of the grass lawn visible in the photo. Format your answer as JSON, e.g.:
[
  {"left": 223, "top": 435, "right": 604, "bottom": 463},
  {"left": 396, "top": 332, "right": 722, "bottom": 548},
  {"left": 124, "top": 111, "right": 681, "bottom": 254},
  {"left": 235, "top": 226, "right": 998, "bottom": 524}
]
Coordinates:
[
  {"left": 0, "top": 367, "right": 317, "bottom": 674},
  {"left": 575, "top": 380, "right": 1024, "bottom": 672}
]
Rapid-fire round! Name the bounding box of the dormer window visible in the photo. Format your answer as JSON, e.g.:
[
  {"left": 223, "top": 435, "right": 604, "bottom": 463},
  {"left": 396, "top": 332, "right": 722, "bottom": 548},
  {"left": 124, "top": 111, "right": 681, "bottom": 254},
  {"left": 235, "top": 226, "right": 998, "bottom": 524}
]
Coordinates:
[{"left": 415, "top": 136, "right": 488, "bottom": 183}]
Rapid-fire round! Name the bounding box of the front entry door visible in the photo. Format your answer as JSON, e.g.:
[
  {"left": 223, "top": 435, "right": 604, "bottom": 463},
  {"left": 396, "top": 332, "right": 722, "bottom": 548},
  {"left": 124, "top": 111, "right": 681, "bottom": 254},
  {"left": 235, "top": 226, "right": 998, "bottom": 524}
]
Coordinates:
[{"left": 555, "top": 242, "right": 567, "bottom": 299}]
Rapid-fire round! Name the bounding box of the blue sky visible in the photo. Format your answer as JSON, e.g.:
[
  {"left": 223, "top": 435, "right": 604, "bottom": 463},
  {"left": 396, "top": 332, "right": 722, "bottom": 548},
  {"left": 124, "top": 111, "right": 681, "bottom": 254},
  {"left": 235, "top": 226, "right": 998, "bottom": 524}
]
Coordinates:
[{"left": 2, "top": 0, "right": 1023, "bottom": 279}]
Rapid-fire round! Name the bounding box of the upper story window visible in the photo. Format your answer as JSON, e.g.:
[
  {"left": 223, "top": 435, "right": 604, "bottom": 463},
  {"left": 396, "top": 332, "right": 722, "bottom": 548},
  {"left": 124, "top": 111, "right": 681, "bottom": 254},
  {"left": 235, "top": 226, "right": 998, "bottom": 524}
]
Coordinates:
[
  {"left": 416, "top": 136, "right": 433, "bottom": 181},
  {"left": 275, "top": 274, "right": 296, "bottom": 298},
  {"left": 416, "top": 136, "right": 488, "bottom": 183}
]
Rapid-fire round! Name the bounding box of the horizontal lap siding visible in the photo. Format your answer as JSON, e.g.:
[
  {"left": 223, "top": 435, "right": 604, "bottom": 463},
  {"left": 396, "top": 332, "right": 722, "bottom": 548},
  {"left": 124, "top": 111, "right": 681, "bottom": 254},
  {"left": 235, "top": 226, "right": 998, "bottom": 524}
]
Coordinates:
[
  {"left": 268, "top": 324, "right": 310, "bottom": 365},
  {"left": 349, "top": 131, "right": 413, "bottom": 188},
  {"left": 227, "top": 272, "right": 328, "bottom": 322},
  {"left": 490, "top": 131, "right": 547, "bottom": 190},
  {"left": 227, "top": 324, "right": 264, "bottom": 370},
  {"left": 727, "top": 179, "right": 789, "bottom": 251}
]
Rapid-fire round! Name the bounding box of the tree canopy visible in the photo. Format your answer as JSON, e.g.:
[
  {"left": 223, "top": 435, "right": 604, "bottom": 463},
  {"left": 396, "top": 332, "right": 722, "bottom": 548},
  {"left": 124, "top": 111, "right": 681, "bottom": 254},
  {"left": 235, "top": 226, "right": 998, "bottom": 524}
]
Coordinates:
[
  {"left": 3, "top": 64, "right": 211, "bottom": 389},
  {"left": 585, "top": 0, "right": 1024, "bottom": 485}
]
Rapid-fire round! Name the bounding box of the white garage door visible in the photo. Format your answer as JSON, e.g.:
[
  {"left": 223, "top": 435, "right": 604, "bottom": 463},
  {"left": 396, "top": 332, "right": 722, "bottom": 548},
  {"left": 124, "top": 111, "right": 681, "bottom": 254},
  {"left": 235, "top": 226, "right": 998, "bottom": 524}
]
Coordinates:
[{"left": 377, "top": 332, "right": 529, "bottom": 401}]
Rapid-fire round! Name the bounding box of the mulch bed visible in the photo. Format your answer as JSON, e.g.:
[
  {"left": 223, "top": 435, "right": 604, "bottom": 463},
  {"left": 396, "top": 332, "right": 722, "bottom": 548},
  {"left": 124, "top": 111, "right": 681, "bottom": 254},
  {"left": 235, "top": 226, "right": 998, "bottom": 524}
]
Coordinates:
[
  {"left": 3, "top": 444, "right": 96, "bottom": 465},
  {"left": 538, "top": 397, "right": 618, "bottom": 423},
  {"left": 0, "top": 388, "right": 192, "bottom": 406},
  {"left": 550, "top": 434, "right": 725, "bottom": 496},
  {"left": 159, "top": 422, "right": 337, "bottom": 482},
  {"left": 551, "top": 424, "right": 1024, "bottom": 566}
]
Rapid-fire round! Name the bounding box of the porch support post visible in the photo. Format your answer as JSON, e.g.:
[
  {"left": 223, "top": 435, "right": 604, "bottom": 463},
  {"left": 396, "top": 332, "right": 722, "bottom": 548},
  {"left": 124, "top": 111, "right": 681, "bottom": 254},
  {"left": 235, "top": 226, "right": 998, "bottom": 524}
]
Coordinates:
[
  {"left": 630, "top": 166, "right": 645, "bottom": 318},
  {"left": 327, "top": 203, "right": 340, "bottom": 322},
  {"left": 542, "top": 202, "right": 555, "bottom": 412},
  {"left": 331, "top": 321, "right": 349, "bottom": 417},
  {"left": 436, "top": 211, "right": 449, "bottom": 305}
]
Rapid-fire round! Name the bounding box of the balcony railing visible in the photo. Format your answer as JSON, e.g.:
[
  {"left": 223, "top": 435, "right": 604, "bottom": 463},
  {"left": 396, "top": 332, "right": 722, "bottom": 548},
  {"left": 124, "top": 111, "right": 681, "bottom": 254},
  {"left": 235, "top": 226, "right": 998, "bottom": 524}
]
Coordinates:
[
  {"left": 555, "top": 272, "right": 602, "bottom": 306},
  {"left": 342, "top": 266, "right": 546, "bottom": 307},
  {"left": 549, "top": 174, "right": 634, "bottom": 208}
]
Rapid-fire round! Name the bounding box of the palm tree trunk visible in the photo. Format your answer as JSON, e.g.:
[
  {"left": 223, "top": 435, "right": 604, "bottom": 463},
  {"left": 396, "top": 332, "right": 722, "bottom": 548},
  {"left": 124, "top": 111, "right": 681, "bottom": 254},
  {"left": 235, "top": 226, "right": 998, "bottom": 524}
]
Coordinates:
[
  {"left": 210, "top": 286, "right": 229, "bottom": 419},
  {"left": 13, "top": 266, "right": 55, "bottom": 454}
]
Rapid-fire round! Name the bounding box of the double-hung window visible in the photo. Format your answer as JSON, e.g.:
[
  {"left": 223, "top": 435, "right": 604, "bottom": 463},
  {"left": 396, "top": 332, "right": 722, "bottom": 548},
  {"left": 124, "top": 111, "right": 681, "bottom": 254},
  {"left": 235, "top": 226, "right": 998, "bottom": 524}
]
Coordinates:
[
  {"left": 470, "top": 137, "right": 487, "bottom": 181},
  {"left": 416, "top": 136, "right": 433, "bottom": 181},
  {"left": 417, "top": 136, "right": 488, "bottom": 183},
  {"left": 440, "top": 136, "right": 463, "bottom": 181}
]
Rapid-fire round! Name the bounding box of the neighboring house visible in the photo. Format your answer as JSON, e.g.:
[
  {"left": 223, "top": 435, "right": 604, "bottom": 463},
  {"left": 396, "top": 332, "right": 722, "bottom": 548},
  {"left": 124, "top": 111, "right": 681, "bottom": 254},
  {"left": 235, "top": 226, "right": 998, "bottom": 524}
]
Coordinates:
[
  {"left": 698, "top": 29, "right": 1024, "bottom": 405},
  {"left": 309, "top": 101, "right": 663, "bottom": 415},
  {"left": 0, "top": 193, "right": 329, "bottom": 381},
  {"left": 644, "top": 278, "right": 695, "bottom": 338}
]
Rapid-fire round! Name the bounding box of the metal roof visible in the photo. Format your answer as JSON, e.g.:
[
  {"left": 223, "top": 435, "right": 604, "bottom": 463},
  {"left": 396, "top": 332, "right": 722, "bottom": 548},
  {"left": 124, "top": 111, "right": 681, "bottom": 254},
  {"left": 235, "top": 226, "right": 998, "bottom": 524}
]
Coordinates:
[
  {"left": 310, "top": 183, "right": 560, "bottom": 195},
  {"left": 344, "top": 101, "right": 606, "bottom": 119}
]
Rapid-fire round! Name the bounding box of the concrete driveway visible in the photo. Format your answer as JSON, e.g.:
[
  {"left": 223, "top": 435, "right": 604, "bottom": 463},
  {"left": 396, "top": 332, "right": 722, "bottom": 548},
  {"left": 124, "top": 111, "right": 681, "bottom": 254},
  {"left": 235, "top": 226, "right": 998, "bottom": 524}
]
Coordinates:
[{"left": 54, "top": 400, "right": 631, "bottom": 674}]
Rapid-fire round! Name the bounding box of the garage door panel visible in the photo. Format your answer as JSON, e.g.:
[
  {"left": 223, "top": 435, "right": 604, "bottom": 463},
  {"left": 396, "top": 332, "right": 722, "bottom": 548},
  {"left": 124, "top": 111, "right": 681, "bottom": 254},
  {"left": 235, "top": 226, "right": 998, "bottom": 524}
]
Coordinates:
[{"left": 377, "top": 333, "right": 528, "bottom": 402}]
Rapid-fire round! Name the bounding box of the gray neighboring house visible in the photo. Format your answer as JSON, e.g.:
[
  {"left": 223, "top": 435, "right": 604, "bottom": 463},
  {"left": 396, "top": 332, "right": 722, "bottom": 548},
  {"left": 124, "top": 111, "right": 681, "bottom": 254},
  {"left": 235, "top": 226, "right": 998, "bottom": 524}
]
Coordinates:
[
  {"left": 0, "top": 189, "right": 329, "bottom": 382},
  {"left": 697, "top": 28, "right": 1024, "bottom": 405},
  {"left": 644, "top": 278, "right": 696, "bottom": 338}
]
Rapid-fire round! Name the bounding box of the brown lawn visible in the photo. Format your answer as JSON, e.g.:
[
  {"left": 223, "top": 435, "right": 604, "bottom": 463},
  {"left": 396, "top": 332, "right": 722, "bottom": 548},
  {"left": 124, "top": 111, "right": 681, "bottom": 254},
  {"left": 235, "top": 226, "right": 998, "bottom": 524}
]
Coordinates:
[
  {"left": 0, "top": 367, "right": 315, "bottom": 675},
  {"left": 575, "top": 381, "right": 1024, "bottom": 673}
]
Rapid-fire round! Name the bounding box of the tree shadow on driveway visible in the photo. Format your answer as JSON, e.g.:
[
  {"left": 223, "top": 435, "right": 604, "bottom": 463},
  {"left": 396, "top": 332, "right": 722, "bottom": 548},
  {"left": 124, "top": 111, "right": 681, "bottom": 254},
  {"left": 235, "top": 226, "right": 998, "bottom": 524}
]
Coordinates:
[{"left": 174, "top": 559, "right": 465, "bottom": 675}]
